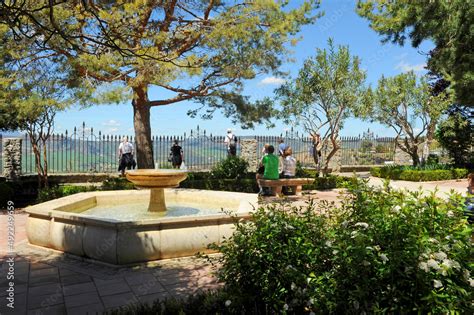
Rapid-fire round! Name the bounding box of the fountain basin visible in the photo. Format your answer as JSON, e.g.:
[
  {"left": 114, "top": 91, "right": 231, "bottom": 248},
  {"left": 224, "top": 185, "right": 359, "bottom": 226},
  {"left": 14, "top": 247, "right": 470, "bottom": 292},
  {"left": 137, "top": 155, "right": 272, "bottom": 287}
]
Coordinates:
[
  {"left": 125, "top": 169, "right": 188, "bottom": 212},
  {"left": 25, "top": 189, "right": 257, "bottom": 265}
]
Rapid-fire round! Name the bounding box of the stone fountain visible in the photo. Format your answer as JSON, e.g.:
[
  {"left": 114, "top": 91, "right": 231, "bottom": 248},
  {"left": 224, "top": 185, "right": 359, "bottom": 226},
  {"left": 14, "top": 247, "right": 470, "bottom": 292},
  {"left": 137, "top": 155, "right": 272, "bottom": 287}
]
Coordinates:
[
  {"left": 25, "top": 169, "right": 257, "bottom": 265},
  {"left": 125, "top": 169, "right": 188, "bottom": 212}
]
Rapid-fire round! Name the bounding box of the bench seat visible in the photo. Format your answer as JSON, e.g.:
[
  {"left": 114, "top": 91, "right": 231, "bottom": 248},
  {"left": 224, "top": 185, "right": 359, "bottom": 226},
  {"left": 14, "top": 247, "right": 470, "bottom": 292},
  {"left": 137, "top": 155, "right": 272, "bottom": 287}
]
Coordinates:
[{"left": 257, "top": 178, "right": 314, "bottom": 197}]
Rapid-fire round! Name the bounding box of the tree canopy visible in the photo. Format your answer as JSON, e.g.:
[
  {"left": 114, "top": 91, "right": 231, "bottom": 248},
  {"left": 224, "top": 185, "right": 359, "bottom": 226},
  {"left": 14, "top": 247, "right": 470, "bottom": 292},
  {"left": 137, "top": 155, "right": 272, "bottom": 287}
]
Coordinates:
[
  {"left": 366, "top": 71, "right": 451, "bottom": 166},
  {"left": 357, "top": 0, "right": 474, "bottom": 106},
  {"left": 276, "top": 39, "right": 369, "bottom": 173},
  {"left": 2, "top": 1, "right": 321, "bottom": 168}
]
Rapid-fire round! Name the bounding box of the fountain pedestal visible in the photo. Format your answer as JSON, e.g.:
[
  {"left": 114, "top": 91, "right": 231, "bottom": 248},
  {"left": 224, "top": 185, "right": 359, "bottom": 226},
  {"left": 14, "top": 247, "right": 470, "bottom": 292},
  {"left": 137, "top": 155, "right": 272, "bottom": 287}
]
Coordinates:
[{"left": 125, "top": 169, "right": 188, "bottom": 213}]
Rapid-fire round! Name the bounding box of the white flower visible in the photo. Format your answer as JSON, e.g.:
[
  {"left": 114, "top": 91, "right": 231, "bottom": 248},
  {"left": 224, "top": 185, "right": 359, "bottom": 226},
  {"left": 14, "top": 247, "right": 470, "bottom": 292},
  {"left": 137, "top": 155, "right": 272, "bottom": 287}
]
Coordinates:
[
  {"left": 434, "top": 251, "right": 447, "bottom": 261},
  {"left": 341, "top": 220, "right": 349, "bottom": 228},
  {"left": 433, "top": 280, "right": 443, "bottom": 288},
  {"left": 309, "top": 312, "right": 316, "bottom": 315},
  {"left": 428, "top": 238, "right": 439, "bottom": 244},
  {"left": 353, "top": 300, "right": 360, "bottom": 310},
  {"left": 325, "top": 240, "right": 332, "bottom": 247},
  {"left": 427, "top": 259, "right": 440, "bottom": 270},
  {"left": 283, "top": 304, "right": 289, "bottom": 311},
  {"left": 332, "top": 250, "right": 339, "bottom": 255},
  {"left": 291, "top": 282, "right": 297, "bottom": 291},
  {"left": 308, "top": 298, "right": 314, "bottom": 305},
  {"left": 379, "top": 253, "right": 389, "bottom": 263},
  {"left": 469, "top": 278, "right": 474, "bottom": 287},
  {"left": 355, "top": 222, "right": 369, "bottom": 229},
  {"left": 351, "top": 231, "right": 358, "bottom": 238},
  {"left": 447, "top": 211, "right": 454, "bottom": 218},
  {"left": 463, "top": 269, "right": 471, "bottom": 281},
  {"left": 418, "top": 262, "right": 429, "bottom": 272},
  {"left": 366, "top": 246, "right": 374, "bottom": 251},
  {"left": 362, "top": 260, "right": 371, "bottom": 267},
  {"left": 391, "top": 205, "right": 401, "bottom": 214},
  {"left": 225, "top": 300, "right": 232, "bottom": 307},
  {"left": 374, "top": 245, "right": 381, "bottom": 251}
]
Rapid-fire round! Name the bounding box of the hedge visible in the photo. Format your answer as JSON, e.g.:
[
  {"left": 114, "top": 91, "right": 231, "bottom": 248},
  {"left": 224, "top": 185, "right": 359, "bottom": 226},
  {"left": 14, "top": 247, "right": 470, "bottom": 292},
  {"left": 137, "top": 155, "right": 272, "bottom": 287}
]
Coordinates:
[{"left": 371, "top": 166, "right": 469, "bottom": 181}]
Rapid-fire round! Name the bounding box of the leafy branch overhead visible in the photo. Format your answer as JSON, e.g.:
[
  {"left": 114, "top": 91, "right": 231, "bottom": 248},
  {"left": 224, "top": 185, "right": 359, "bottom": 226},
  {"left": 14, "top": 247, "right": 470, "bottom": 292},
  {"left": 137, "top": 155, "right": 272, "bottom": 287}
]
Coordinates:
[{"left": 357, "top": 0, "right": 474, "bottom": 106}]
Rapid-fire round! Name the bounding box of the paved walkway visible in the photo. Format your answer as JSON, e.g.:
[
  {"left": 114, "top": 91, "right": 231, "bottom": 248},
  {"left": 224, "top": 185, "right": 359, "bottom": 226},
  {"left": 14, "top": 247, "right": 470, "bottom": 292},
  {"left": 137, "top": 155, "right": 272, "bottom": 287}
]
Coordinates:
[{"left": 0, "top": 177, "right": 468, "bottom": 314}]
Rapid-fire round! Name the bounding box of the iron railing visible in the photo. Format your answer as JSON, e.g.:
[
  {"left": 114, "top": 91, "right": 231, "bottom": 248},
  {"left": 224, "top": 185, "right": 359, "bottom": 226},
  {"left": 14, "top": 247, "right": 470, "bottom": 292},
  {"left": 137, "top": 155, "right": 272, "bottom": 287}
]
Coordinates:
[{"left": 1, "top": 124, "right": 401, "bottom": 174}]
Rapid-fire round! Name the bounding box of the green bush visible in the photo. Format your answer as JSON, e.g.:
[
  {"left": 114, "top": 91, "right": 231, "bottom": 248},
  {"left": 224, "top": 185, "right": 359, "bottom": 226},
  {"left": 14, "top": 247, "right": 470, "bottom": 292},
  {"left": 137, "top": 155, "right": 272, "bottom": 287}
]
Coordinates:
[
  {"left": 211, "top": 156, "right": 249, "bottom": 180},
  {"left": 101, "top": 177, "right": 135, "bottom": 190},
  {"left": 371, "top": 165, "right": 469, "bottom": 181},
  {"left": 181, "top": 179, "right": 258, "bottom": 193},
  {"left": 210, "top": 180, "right": 473, "bottom": 314},
  {"left": 0, "top": 182, "right": 14, "bottom": 209},
  {"left": 37, "top": 185, "right": 97, "bottom": 203}
]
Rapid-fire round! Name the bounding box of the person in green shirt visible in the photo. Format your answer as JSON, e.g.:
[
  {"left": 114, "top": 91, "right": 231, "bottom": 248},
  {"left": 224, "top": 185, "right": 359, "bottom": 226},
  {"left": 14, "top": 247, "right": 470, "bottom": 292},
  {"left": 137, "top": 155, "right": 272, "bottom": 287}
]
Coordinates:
[{"left": 262, "top": 145, "right": 279, "bottom": 180}]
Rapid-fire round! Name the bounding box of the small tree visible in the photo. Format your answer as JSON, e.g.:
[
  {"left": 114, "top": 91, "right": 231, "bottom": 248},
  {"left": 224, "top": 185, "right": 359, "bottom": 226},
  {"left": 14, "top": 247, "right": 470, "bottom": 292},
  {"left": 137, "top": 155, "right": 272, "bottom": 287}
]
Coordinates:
[
  {"left": 436, "top": 105, "right": 473, "bottom": 166},
  {"left": 276, "top": 39, "right": 369, "bottom": 174},
  {"left": 1, "top": 59, "right": 72, "bottom": 188},
  {"left": 367, "top": 72, "right": 451, "bottom": 166}
]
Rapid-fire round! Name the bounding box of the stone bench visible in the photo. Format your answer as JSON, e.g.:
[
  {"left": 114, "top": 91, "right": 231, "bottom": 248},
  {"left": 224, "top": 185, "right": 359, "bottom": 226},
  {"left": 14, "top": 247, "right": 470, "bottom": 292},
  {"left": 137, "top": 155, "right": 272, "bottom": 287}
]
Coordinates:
[{"left": 258, "top": 178, "right": 315, "bottom": 197}]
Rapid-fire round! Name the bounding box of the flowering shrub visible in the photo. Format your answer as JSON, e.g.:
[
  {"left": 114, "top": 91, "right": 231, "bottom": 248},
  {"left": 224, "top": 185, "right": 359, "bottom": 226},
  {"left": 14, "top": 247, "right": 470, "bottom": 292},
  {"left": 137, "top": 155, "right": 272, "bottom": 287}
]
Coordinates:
[{"left": 211, "top": 180, "right": 473, "bottom": 314}]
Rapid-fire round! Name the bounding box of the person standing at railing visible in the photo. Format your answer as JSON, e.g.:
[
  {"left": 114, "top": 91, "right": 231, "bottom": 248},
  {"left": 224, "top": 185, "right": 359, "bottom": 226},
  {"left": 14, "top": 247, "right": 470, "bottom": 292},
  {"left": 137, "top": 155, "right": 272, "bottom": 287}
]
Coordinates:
[
  {"left": 224, "top": 128, "right": 238, "bottom": 156},
  {"left": 118, "top": 136, "right": 135, "bottom": 176},
  {"left": 169, "top": 140, "right": 184, "bottom": 169}
]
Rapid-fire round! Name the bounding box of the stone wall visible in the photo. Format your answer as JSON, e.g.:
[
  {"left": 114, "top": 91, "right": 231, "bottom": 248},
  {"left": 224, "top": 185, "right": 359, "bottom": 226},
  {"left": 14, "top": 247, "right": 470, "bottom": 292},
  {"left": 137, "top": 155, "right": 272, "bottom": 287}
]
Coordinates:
[
  {"left": 240, "top": 139, "right": 258, "bottom": 171},
  {"left": 3, "top": 138, "right": 22, "bottom": 181}
]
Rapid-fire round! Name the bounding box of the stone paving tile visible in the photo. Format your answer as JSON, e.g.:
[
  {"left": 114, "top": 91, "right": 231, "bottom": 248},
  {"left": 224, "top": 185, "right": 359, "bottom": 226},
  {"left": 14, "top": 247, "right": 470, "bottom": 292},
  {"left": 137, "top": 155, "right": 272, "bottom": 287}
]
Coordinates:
[
  {"left": 0, "top": 284, "right": 28, "bottom": 297},
  {"left": 64, "top": 292, "right": 103, "bottom": 309},
  {"left": 0, "top": 305, "right": 27, "bottom": 315},
  {"left": 28, "top": 275, "right": 60, "bottom": 287},
  {"left": 58, "top": 268, "right": 81, "bottom": 277},
  {"left": 29, "top": 268, "right": 59, "bottom": 278},
  {"left": 138, "top": 291, "right": 172, "bottom": 306},
  {"left": 27, "top": 304, "right": 66, "bottom": 315},
  {"left": 101, "top": 292, "right": 139, "bottom": 309},
  {"left": 28, "top": 283, "right": 62, "bottom": 297},
  {"left": 93, "top": 277, "right": 125, "bottom": 286},
  {"left": 96, "top": 280, "right": 131, "bottom": 297},
  {"left": 62, "top": 282, "right": 97, "bottom": 297},
  {"left": 27, "top": 291, "right": 64, "bottom": 310},
  {"left": 130, "top": 281, "right": 166, "bottom": 297},
  {"left": 29, "top": 262, "right": 53, "bottom": 270},
  {"left": 60, "top": 274, "right": 93, "bottom": 286},
  {"left": 67, "top": 303, "right": 105, "bottom": 315},
  {"left": 124, "top": 272, "right": 156, "bottom": 286}
]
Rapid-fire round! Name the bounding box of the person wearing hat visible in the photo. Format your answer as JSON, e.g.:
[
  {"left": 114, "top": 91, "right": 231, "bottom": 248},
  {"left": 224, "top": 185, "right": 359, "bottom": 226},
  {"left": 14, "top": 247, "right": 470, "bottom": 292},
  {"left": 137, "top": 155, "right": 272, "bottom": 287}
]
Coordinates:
[{"left": 224, "top": 128, "right": 238, "bottom": 156}]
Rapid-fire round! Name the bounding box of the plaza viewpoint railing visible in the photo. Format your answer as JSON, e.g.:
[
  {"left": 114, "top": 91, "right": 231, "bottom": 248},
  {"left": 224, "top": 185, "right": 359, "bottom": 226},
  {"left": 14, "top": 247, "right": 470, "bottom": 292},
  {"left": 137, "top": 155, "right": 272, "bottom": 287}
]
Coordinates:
[{"left": 0, "top": 124, "right": 398, "bottom": 175}]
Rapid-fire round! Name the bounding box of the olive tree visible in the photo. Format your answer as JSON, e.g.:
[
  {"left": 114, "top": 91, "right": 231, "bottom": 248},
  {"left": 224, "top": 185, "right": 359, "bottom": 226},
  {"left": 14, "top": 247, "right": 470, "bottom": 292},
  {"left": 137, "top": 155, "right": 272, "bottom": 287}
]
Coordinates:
[
  {"left": 276, "top": 39, "right": 369, "bottom": 174},
  {"left": 367, "top": 72, "right": 451, "bottom": 166}
]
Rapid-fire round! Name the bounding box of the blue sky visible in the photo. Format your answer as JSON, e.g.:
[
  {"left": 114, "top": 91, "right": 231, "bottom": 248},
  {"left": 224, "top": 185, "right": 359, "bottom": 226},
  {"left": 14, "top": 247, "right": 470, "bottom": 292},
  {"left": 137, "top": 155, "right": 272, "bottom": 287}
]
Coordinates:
[{"left": 54, "top": 0, "right": 433, "bottom": 138}]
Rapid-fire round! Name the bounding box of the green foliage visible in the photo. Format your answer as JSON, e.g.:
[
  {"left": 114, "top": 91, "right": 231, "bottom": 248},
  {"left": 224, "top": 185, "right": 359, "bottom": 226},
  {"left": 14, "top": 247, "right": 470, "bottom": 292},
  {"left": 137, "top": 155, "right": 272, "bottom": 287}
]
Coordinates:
[
  {"left": 276, "top": 38, "right": 369, "bottom": 173},
  {"left": 210, "top": 181, "right": 473, "bottom": 314},
  {"left": 436, "top": 109, "right": 473, "bottom": 166},
  {"left": 356, "top": 0, "right": 474, "bottom": 106},
  {"left": 106, "top": 290, "right": 254, "bottom": 315},
  {"left": 37, "top": 185, "right": 97, "bottom": 203},
  {"left": 364, "top": 72, "right": 451, "bottom": 166},
  {"left": 210, "top": 156, "right": 249, "bottom": 180},
  {"left": 181, "top": 179, "right": 258, "bottom": 194},
  {"left": 371, "top": 165, "right": 469, "bottom": 181},
  {"left": 0, "top": 182, "right": 14, "bottom": 209},
  {"left": 101, "top": 177, "right": 135, "bottom": 191}
]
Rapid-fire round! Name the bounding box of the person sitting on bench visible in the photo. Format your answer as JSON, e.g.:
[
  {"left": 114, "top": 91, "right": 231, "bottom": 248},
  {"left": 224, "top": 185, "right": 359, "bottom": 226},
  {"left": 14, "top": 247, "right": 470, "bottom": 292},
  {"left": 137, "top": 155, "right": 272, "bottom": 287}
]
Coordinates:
[
  {"left": 280, "top": 147, "right": 296, "bottom": 194},
  {"left": 259, "top": 145, "right": 279, "bottom": 195}
]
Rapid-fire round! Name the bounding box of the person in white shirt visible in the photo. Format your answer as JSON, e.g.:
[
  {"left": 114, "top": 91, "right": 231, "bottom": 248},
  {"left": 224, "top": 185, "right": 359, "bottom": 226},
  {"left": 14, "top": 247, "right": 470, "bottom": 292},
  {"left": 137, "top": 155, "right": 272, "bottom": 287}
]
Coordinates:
[
  {"left": 280, "top": 147, "right": 297, "bottom": 194},
  {"left": 224, "top": 128, "right": 238, "bottom": 156},
  {"left": 118, "top": 136, "right": 135, "bottom": 175}
]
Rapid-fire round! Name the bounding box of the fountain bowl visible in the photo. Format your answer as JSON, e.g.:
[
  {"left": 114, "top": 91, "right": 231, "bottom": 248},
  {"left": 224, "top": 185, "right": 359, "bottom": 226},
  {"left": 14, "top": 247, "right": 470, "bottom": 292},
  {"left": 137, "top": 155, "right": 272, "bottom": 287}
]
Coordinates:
[
  {"left": 125, "top": 169, "right": 187, "bottom": 188},
  {"left": 25, "top": 189, "right": 257, "bottom": 265}
]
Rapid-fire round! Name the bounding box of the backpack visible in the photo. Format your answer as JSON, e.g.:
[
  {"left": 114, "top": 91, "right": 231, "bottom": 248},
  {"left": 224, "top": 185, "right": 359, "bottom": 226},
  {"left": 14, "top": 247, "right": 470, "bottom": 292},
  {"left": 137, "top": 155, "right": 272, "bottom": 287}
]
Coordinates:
[{"left": 228, "top": 135, "right": 237, "bottom": 146}]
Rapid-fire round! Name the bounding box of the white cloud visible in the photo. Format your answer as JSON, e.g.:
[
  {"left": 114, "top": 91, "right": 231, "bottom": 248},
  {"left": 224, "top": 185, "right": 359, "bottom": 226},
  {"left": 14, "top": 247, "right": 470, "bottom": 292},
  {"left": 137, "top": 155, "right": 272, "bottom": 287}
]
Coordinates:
[
  {"left": 395, "top": 60, "right": 426, "bottom": 73},
  {"left": 259, "top": 76, "right": 286, "bottom": 85},
  {"left": 106, "top": 127, "right": 119, "bottom": 134},
  {"left": 102, "top": 119, "right": 121, "bottom": 127}
]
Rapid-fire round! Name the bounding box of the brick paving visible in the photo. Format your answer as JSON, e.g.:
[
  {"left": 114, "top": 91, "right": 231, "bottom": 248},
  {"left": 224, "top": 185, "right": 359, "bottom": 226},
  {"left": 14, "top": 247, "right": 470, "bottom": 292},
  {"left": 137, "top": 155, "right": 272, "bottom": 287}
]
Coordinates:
[{"left": 0, "top": 178, "right": 468, "bottom": 314}]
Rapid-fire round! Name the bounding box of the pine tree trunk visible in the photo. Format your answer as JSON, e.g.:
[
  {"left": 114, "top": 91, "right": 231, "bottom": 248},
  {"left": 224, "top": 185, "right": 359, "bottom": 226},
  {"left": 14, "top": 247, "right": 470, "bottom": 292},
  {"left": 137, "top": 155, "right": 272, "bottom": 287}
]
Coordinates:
[{"left": 132, "top": 86, "right": 155, "bottom": 169}]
